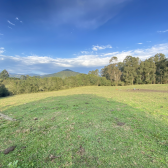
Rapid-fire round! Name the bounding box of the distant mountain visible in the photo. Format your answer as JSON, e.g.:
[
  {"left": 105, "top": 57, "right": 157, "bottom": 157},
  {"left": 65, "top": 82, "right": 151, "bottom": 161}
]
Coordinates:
[
  {"left": 8, "top": 69, "right": 84, "bottom": 79},
  {"left": 9, "top": 73, "right": 22, "bottom": 78},
  {"left": 9, "top": 73, "right": 42, "bottom": 78},
  {"left": 41, "top": 69, "right": 82, "bottom": 79},
  {"left": 62, "top": 69, "right": 73, "bottom": 71}
]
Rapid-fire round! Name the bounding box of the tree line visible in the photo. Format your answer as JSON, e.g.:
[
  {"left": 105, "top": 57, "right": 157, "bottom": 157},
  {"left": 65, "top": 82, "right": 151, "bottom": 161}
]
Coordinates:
[
  {"left": 0, "top": 71, "right": 110, "bottom": 97},
  {"left": 0, "top": 53, "right": 167, "bottom": 97},
  {"left": 100, "top": 53, "right": 168, "bottom": 85}
]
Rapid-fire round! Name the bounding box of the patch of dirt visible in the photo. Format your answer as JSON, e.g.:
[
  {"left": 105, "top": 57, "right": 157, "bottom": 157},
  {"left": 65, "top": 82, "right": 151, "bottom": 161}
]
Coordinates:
[
  {"left": 117, "top": 122, "right": 125, "bottom": 126},
  {"left": 0, "top": 112, "right": 17, "bottom": 121},
  {"left": 76, "top": 145, "right": 85, "bottom": 156},
  {"left": 124, "top": 89, "right": 168, "bottom": 93},
  {"left": 3, "top": 146, "right": 16, "bottom": 154}
]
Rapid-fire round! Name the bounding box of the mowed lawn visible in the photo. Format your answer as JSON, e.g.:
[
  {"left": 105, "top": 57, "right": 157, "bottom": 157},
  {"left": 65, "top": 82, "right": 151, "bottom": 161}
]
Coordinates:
[{"left": 0, "top": 84, "right": 168, "bottom": 167}]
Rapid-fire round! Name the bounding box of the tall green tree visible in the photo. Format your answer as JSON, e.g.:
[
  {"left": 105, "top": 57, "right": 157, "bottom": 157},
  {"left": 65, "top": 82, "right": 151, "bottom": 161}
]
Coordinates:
[
  {"left": 154, "top": 53, "right": 166, "bottom": 63},
  {"left": 153, "top": 53, "right": 166, "bottom": 84},
  {"left": 0, "top": 69, "right": 9, "bottom": 79},
  {"left": 107, "top": 56, "right": 122, "bottom": 85},
  {"left": 157, "top": 58, "right": 168, "bottom": 84},
  {"left": 88, "top": 69, "right": 99, "bottom": 76},
  {"left": 122, "top": 56, "right": 140, "bottom": 85},
  {"left": 20, "top": 75, "right": 27, "bottom": 80},
  {"left": 135, "top": 60, "right": 144, "bottom": 84},
  {"left": 142, "top": 57, "right": 156, "bottom": 84},
  {"left": 100, "top": 66, "right": 110, "bottom": 79}
]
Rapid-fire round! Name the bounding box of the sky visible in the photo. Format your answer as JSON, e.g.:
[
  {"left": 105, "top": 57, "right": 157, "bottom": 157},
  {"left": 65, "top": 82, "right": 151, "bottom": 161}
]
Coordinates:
[{"left": 0, "top": 0, "right": 168, "bottom": 75}]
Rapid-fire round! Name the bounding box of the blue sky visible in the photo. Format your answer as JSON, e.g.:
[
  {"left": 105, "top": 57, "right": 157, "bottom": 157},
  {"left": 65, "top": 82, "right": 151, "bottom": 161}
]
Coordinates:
[{"left": 0, "top": 0, "right": 168, "bottom": 75}]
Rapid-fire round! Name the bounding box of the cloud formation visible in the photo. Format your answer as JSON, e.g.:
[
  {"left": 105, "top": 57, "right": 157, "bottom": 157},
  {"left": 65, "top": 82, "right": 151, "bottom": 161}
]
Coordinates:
[
  {"left": 8, "top": 26, "right": 12, "bottom": 29},
  {"left": 157, "top": 29, "right": 168, "bottom": 33},
  {"left": 7, "top": 20, "right": 15, "bottom": 26},
  {"left": 81, "top": 51, "right": 89, "bottom": 54},
  {"left": 0, "top": 47, "right": 5, "bottom": 54},
  {"left": 0, "top": 43, "right": 167, "bottom": 74},
  {"left": 0, "top": 33, "right": 3, "bottom": 35},
  {"left": 92, "top": 45, "right": 112, "bottom": 51},
  {"left": 16, "top": 17, "right": 19, "bottom": 20},
  {"left": 137, "top": 43, "right": 143, "bottom": 44},
  {"left": 49, "top": 0, "right": 131, "bottom": 29}
]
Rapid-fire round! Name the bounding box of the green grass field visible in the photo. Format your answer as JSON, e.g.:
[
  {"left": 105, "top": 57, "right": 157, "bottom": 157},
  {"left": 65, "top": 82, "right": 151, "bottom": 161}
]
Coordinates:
[{"left": 0, "top": 84, "right": 168, "bottom": 167}]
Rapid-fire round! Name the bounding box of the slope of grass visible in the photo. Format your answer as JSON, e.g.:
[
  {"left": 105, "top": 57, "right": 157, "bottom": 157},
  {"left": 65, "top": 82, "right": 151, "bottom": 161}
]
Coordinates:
[
  {"left": 1, "top": 84, "right": 168, "bottom": 120},
  {"left": 0, "top": 84, "right": 168, "bottom": 167}
]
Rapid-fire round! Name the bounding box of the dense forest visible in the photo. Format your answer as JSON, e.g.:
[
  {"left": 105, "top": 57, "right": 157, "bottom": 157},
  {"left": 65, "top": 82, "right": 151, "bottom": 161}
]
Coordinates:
[{"left": 0, "top": 53, "right": 168, "bottom": 97}]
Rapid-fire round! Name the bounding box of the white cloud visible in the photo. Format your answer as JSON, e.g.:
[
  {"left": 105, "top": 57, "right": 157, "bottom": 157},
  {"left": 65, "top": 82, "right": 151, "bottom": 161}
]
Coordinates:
[
  {"left": 147, "top": 41, "right": 151, "bottom": 42},
  {"left": 20, "top": 21, "right": 23, "bottom": 23},
  {"left": 92, "top": 45, "right": 112, "bottom": 51},
  {"left": 157, "top": 29, "right": 168, "bottom": 33},
  {"left": 16, "top": 17, "right": 19, "bottom": 20},
  {"left": 0, "top": 33, "right": 3, "bottom": 35},
  {"left": 8, "top": 26, "right": 12, "bottom": 29},
  {"left": 7, "top": 20, "right": 15, "bottom": 26},
  {"left": 115, "top": 43, "right": 168, "bottom": 62},
  {"left": 0, "top": 47, "right": 5, "bottom": 54},
  {"left": 137, "top": 43, "right": 143, "bottom": 44},
  {"left": 81, "top": 51, "right": 89, "bottom": 54},
  {"left": 1, "top": 43, "right": 168, "bottom": 74}
]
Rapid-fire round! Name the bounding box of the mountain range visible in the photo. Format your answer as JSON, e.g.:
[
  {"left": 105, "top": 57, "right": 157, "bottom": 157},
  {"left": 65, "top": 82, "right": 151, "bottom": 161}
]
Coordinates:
[{"left": 9, "top": 69, "right": 84, "bottom": 79}]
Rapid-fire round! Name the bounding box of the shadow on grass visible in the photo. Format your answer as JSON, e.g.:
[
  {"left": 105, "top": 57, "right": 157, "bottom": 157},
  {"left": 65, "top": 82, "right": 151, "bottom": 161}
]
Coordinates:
[
  {"left": 0, "top": 84, "right": 14, "bottom": 98},
  {"left": 0, "top": 94, "right": 168, "bottom": 168}
]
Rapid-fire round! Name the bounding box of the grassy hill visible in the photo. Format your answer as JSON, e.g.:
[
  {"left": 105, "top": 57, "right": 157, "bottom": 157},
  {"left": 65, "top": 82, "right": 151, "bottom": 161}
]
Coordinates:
[
  {"left": 0, "top": 85, "right": 168, "bottom": 167},
  {"left": 41, "top": 69, "right": 83, "bottom": 79}
]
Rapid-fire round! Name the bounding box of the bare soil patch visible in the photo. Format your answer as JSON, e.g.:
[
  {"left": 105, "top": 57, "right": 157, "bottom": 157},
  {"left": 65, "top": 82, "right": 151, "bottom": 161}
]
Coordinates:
[
  {"left": 124, "top": 89, "right": 168, "bottom": 93},
  {"left": 0, "top": 112, "right": 17, "bottom": 121}
]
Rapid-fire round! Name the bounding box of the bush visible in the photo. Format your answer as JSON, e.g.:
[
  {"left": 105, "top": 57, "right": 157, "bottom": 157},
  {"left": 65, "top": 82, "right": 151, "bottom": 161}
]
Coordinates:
[
  {"left": 118, "top": 81, "right": 125, "bottom": 86},
  {"left": 0, "top": 84, "right": 11, "bottom": 97}
]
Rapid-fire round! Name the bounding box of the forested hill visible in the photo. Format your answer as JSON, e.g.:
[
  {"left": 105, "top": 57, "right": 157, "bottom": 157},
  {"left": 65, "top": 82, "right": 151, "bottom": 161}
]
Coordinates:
[{"left": 40, "top": 69, "right": 83, "bottom": 79}]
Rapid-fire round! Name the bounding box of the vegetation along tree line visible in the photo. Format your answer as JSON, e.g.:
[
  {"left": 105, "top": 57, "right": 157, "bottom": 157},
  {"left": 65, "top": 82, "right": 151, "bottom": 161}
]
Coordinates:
[{"left": 0, "top": 53, "right": 168, "bottom": 97}]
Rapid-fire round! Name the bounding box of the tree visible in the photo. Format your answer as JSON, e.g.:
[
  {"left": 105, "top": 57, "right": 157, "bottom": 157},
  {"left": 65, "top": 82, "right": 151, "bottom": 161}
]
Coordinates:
[
  {"left": 108, "top": 56, "right": 122, "bottom": 85},
  {"left": 153, "top": 53, "right": 166, "bottom": 84},
  {"left": 117, "top": 62, "right": 124, "bottom": 72},
  {"left": 157, "top": 58, "right": 168, "bottom": 84},
  {"left": 154, "top": 53, "right": 166, "bottom": 63},
  {"left": 109, "top": 56, "right": 118, "bottom": 64},
  {"left": 122, "top": 56, "right": 140, "bottom": 85},
  {"left": 88, "top": 69, "right": 99, "bottom": 76},
  {"left": 26, "top": 75, "right": 30, "bottom": 79},
  {"left": 20, "top": 75, "right": 27, "bottom": 80},
  {"left": 100, "top": 66, "right": 110, "bottom": 80},
  {"left": 0, "top": 69, "right": 9, "bottom": 79},
  {"left": 143, "top": 57, "right": 156, "bottom": 84}
]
